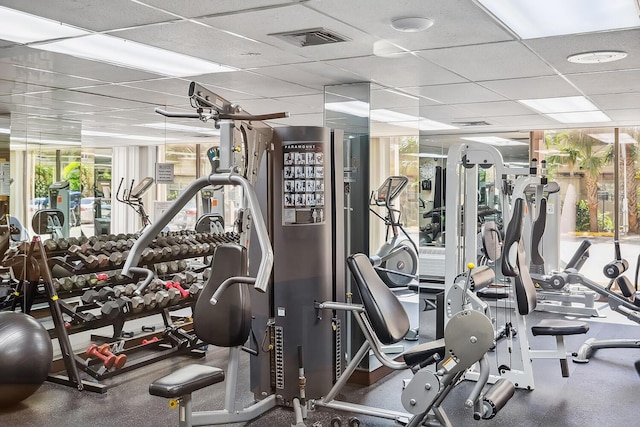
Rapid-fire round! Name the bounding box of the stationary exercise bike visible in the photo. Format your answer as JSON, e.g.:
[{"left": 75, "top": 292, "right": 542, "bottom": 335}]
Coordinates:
[
  {"left": 369, "top": 176, "right": 418, "bottom": 287},
  {"left": 115, "top": 177, "right": 155, "bottom": 232}
]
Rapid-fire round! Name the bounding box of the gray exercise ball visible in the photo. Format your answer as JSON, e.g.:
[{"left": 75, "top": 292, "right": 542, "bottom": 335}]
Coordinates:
[{"left": 0, "top": 311, "right": 53, "bottom": 407}]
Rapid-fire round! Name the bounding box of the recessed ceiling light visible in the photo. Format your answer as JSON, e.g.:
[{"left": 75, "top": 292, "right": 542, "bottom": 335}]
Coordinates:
[
  {"left": 391, "top": 17, "right": 434, "bottom": 32},
  {"left": 567, "top": 51, "right": 628, "bottom": 64}
]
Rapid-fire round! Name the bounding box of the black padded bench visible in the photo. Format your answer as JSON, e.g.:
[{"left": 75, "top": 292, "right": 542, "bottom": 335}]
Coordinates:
[{"left": 149, "top": 364, "right": 224, "bottom": 399}]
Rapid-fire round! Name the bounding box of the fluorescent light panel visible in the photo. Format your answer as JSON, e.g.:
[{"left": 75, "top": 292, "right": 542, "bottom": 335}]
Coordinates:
[
  {"left": 518, "top": 96, "right": 598, "bottom": 114},
  {"left": 36, "top": 34, "right": 237, "bottom": 77},
  {"left": 546, "top": 111, "right": 611, "bottom": 123},
  {"left": 0, "top": 6, "right": 89, "bottom": 43},
  {"left": 478, "top": 0, "right": 640, "bottom": 39},
  {"left": 588, "top": 132, "right": 638, "bottom": 144},
  {"left": 81, "top": 129, "right": 177, "bottom": 142},
  {"left": 461, "top": 136, "right": 527, "bottom": 146},
  {"left": 0, "top": 128, "right": 10, "bottom": 134},
  {"left": 518, "top": 96, "right": 611, "bottom": 124}
]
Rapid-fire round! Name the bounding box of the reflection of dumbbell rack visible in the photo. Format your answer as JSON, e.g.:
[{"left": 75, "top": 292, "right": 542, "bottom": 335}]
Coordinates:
[{"left": 2, "top": 229, "right": 239, "bottom": 391}]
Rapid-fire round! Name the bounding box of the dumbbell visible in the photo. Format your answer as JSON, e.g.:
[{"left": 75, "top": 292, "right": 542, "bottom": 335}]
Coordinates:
[
  {"left": 167, "top": 261, "right": 180, "bottom": 274},
  {"left": 143, "top": 292, "right": 158, "bottom": 310},
  {"left": 142, "top": 336, "right": 159, "bottom": 345},
  {"left": 109, "top": 250, "right": 129, "bottom": 266},
  {"left": 147, "top": 278, "right": 165, "bottom": 292},
  {"left": 172, "top": 271, "right": 197, "bottom": 286},
  {"left": 155, "top": 263, "right": 169, "bottom": 276},
  {"left": 155, "top": 289, "right": 173, "bottom": 308},
  {"left": 74, "top": 274, "right": 87, "bottom": 290},
  {"left": 101, "top": 296, "right": 132, "bottom": 320},
  {"left": 98, "top": 344, "right": 127, "bottom": 369},
  {"left": 67, "top": 237, "right": 80, "bottom": 246},
  {"left": 68, "top": 245, "right": 100, "bottom": 268},
  {"left": 59, "top": 277, "right": 75, "bottom": 292},
  {"left": 85, "top": 344, "right": 118, "bottom": 369},
  {"left": 188, "top": 283, "right": 204, "bottom": 298},
  {"left": 166, "top": 281, "right": 189, "bottom": 299},
  {"left": 203, "top": 268, "right": 211, "bottom": 281},
  {"left": 130, "top": 295, "right": 145, "bottom": 313}
]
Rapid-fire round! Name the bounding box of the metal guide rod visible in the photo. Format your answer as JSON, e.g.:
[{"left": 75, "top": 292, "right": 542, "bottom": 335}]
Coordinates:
[{"left": 614, "top": 128, "right": 620, "bottom": 243}]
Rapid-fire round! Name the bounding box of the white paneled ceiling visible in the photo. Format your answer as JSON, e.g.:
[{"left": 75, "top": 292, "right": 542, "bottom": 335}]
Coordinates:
[{"left": 0, "top": 0, "right": 638, "bottom": 147}]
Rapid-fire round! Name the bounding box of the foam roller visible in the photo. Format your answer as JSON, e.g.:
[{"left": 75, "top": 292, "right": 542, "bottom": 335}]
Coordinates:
[{"left": 603, "top": 259, "right": 628, "bottom": 279}]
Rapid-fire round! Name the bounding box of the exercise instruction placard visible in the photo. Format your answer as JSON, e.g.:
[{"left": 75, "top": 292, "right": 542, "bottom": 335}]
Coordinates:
[{"left": 282, "top": 142, "right": 325, "bottom": 225}]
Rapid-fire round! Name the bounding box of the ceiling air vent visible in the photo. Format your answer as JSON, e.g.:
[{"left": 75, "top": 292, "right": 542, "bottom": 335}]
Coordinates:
[
  {"left": 452, "top": 120, "right": 492, "bottom": 127},
  {"left": 269, "top": 28, "right": 350, "bottom": 47}
]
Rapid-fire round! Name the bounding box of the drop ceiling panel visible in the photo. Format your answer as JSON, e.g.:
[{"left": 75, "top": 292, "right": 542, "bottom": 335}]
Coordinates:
[
  {"left": 487, "top": 114, "right": 557, "bottom": 128},
  {"left": 198, "top": 5, "right": 377, "bottom": 61},
  {"left": 406, "top": 83, "right": 506, "bottom": 104},
  {"left": 305, "top": 0, "right": 514, "bottom": 50},
  {"left": 590, "top": 93, "right": 640, "bottom": 110},
  {"left": 0, "top": 79, "right": 52, "bottom": 96},
  {"left": 252, "top": 63, "right": 362, "bottom": 90},
  {"left": 38, "top": 89, "right": 152, "bottom": 111},
  {"left": 326, "top": 55, "right": 467, "bottom": 88},
  {"left": 196, "top": 71, "right": 316, "bottom": 98},
  {"left": 139, "top": 0, "right": 303, "bottom": 18},
  {"left": 607, "top": 109, "right": 640, "bottom": 121},
  {"left": 479, "top": 76, "right": 581, "bottom": 100},
  {"left": 567, "top": 70, "right": 640, "bottom": 95},
  {"left": 0, "top": 48, "right": 161, "bottom": 83},
  {"left": 269, "top": 112, "right": 323, "bottom": 127},
  {"left": 112, "top": 21, "right": 309, "bottom": 69},
  {"left": 416, "top": 104, "right": 477, "bottom": 122},
  {"left": 416, "top": 41, "right": 557, "bottom": 82},
  {"left": 371, "top": 89, "right": 419, "bottom": 110},
  {"left": 128, "top": 78, "right": 259, "bottom": 101},
  {"left": 524, "top": 29, "right": 640, "bottom": 74},
  {"left": 455, "top": 101, "right": 534, "bottom": 117},
  {"left": 0, "top": 0, "right": 174, "bottom": 32},
  {"left": 74, "top": 84, "right": 187, "bottom": 108},
  {"left": 10, "top": 66, "right": 109, "bottom": 90}
]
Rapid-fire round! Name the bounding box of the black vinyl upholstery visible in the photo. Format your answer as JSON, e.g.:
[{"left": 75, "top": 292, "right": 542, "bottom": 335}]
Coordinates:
[
  {"left": 193, "top": 243, "right": 251, "bottom": 347},
  {"left": 502, "top": 198, "right": 537, "bottom": 316},
  {"left": 149, "top": 365, "right": 224, "bottom": 398},
  {"left": 347, "top": 253, "right": 410, "bottom": 345},
  {"left": 530, "top": 197, "right": 546, "bottom": 266}
]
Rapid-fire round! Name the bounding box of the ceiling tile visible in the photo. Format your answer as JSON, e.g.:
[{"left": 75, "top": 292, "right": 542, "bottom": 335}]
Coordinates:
[
  {"left": 524, "top": 28, "right": 640, "bottom": 74},
  {"left": 590, "top": 92, "right": 640, "bottom": 110},
  {"left": 196, "top": 70, "right": 316, "bottom": 98},
  {"left": 139, "top": 0, "right": 303, "bottom": 18},
  {"left": 112, "top": 21, "right": 309, "bottom": 69},
  {"left": 455, "top": 101, "right": 534, "bottom": 117},
  {"left": 252, "top": 62, "right": 363, "bottom": 90},
  {"left": 198, "top": 5, "right": 378, "bottom": 61},
  {"left": 326, "top": 55, "right": 467, "bottom": 88},
  {"left": 479, "top": 76, "right": 581, "bottom": 100},
  {"left": 305, "top": 0, "right": 514, "bottom": 50},
  {"left": 416, "top": 41, "right": 557, "bottom": 81},
  {"left": 567, "top": 70, "right": 640, "bottom": 95},
  {"left": 0, "top": 0, "right": 175, "bottom": 32},
  {"left": 406, "top": 83, "right": 506, "bottom": 104}
]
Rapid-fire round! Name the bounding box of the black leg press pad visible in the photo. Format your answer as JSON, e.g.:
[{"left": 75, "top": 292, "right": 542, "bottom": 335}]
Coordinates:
[
  {"left": 149, "top": 364, "right": 225, "bottom": 398},
  {"left": 531, "top": 319, "right": 589, "bottom": 336}
]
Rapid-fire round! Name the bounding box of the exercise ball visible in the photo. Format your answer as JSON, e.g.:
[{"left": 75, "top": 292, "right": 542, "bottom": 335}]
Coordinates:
[{"left": 0, "top": 312, "right": 53, "bottom": 408}]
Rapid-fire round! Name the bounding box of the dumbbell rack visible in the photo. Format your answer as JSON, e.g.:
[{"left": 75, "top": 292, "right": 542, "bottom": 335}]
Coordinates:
[{"left": 1, "top": 230, "right": 239, "bottom": 392}]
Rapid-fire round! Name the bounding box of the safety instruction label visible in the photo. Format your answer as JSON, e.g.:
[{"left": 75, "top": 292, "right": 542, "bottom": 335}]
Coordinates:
[{"left": 282, "top": 142, "right": 325, "bottom": 225}]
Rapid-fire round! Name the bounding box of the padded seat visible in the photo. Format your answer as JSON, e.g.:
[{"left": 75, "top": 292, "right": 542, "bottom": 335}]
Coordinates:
[
  {"left": 149, "top": 364, "right": 224, "bottom": 398},
  {"left": 402, "top": 338, "right": 446, "bottom": 367},
  {"left": 531, "top": 319, "right": 589, "bottom": 337},
  {"left": 476, "top": 287, "right": 509, "bottom": 300}
]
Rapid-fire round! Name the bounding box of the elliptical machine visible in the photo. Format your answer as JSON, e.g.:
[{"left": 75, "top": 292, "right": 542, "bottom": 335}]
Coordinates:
[
  {"left": 115, "top": 177, "right": 154, "bottom": 232},
  {"left": 369, "top": 175, "right": 418, "bottom": 287}
]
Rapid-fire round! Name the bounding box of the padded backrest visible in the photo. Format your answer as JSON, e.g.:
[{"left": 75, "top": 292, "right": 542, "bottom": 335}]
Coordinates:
[
  {"left": 481, "top": 220, "right": 502, "bottom": 261},
  {"left": 530, "top": 197, "right": 546, "bottom": 266},
  {"left": 194, "top": 243, "right": 251, "bottom": 347},
  {"left": 502, "top": 198, "right": 537, "bottom": 315},
  {"left": 566, "top": 239, "right": 591, "bottom": 270},
  {"left": 347, "top": 253, "right": 410, "bottom": 345}
]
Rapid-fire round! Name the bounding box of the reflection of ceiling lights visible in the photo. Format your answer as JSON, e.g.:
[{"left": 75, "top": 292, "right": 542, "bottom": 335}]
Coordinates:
[
  {"left": 0, "top": 128, "right": 9, "bottom": 134},
  {"left": 81, "top": 130, "right": 177, "bottom": 142},
  {"left": 477, "top": 0, "right": 640, "bottom": 39},
  {"left": 461, "top": 136, "right": 527, "bottom": 146},
  {"left": 324, "top": 101, "right": 458, "bottom": 130},
  {"left": 567, "top": 51, "right": 628, "bottom": 64},
  {"left": 391, "top": 17, "right": 434, "bottom": 32},
  {"left": 588, "top": 132, "right": 638, "bottom": 144},
  {"left": 137, "top": 122, "right": 220, "bottom": 135},
  {"left": 418, "top": 153, "right": 447, "bottom": 158}
]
